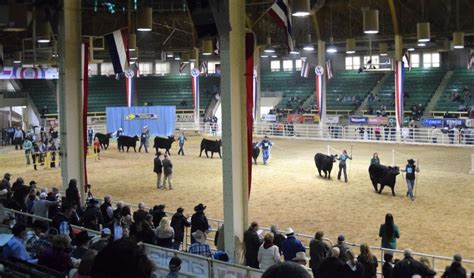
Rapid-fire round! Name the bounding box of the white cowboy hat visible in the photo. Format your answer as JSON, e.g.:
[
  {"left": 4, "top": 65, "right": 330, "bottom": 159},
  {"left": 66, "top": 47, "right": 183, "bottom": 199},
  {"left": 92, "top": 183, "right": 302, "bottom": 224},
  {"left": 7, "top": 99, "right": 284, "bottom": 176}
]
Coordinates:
[
  {"left": 292, "top": 252, "right": 310, "bottom": 262},
  {"left": 192, "top": 230, "right": 207, "bottom": 244},
  {"left": 284, "top": 227, "right": 294, "bottom": 235}
]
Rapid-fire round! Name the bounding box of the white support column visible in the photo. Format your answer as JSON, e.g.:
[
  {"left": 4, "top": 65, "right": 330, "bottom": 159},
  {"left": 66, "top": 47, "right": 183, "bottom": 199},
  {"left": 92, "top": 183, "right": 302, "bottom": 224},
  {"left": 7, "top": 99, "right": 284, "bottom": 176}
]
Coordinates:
[
  {"left": 254, "top": 46, "right": 261, "bottom": 123},
  {"left": 221, "top": 0, "right": 248, "bottom": 264},
  {"left": 194, "top": 47, "right": 200, "bottom": 130},
  {"left": 57, "top": 0, "right": 86, "bottom": 200},
  {"left": 318, "top": 41, "right": 326, "bottom": 138}
]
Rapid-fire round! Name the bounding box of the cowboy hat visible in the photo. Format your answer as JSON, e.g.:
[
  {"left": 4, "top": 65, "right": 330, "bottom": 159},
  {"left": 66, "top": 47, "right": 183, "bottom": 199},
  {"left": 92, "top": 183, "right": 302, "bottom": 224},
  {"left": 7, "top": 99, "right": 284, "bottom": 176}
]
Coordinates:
[
  {"left": 194, "top": 203, "right": 206, "bottom": 212},
  {"left": 284, "top": 227, "right": 294, "bottom": 235},
  {"left": 292, "top": 252, "right": 310, "bottom": 262},
  {"left": 407, "top": 159, "right": 415, "bottom": 164},
  {"left": 192, "top": 230, "right": 207, "bottom": 244}
]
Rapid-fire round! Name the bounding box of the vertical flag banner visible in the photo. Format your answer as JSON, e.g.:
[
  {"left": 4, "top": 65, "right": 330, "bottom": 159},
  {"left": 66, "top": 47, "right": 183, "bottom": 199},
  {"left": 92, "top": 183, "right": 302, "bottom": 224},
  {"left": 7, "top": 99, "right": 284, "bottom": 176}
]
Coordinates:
[
  {"left": 394, "top": 60, "right": 404, "bottom": 128},
  {"left": 268, "top": 0, "right": 294, "bottom": 51},
  {"left": 403, "top": 51, "right": 412, "bottom": 72},
  {"left": 191, "top": 68, "right": 200, "bottom": 123},
  {"left": 81, "top": 43, "right": 89, "bottom": 188},
  {"left": 468, "top": 49, "right": 474, "bottom": 70},
  {"left": 125, "top": 73, "right": 134, "bottom": 107},
  {"left": 326, "top": 60, "right": 333, "bottom": 79},
  {"left": 104, "top": 29, "right": 129, "bottom": 74},
  {"left": 179, "top": 62, "right": 188, "bottom": 73},
  {"left": 300, "top": 60, "right": 309, "bottom": 78},
  {"left": 200, "top": 61, "right": 208, "bottom": 76},
  {"left": 246, "top": 32, "right": 255, "bottom": 197},
  {"left": 315, "top": 65, "right": 325, "bottom": 118},
  {"left": 253, "top": 69, "right": 258, "bottom": 121}
]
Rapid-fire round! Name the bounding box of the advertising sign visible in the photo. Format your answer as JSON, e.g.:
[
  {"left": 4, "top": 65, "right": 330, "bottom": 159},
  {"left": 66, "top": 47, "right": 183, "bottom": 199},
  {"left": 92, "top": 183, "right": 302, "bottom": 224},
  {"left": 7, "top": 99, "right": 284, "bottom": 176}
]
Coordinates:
[
  {"left": 444, "top": 118, "right": 466, "bottom": 127},
  {"left": 287, "top": 114, "right": 305, "bottom": 123},
  {"left": 349, "top": 116, "right": 368, "bottom": 124},
  {"left": 261, "top": 114, "right": 276, "bottom": 122},
  {"left": 0, "top": 67, "right": 59, "bottom": 79},
  {"left": 326, "top": 115, "right": 340, "bottom": 124},
  {"left": 367, "top": 117, "right": 389, "bottom": 125},
  {"left": 145, "top": 246, "right": 209, "bottom": 278},
  {"left": 421, "top": 118, "right": 444, "bottom": 127},
  {"left": 213, "top": 262, "right": 248, "bottom": 278},
  {"left": 176, "top": 113, "right": 194, "bottom": 122}
]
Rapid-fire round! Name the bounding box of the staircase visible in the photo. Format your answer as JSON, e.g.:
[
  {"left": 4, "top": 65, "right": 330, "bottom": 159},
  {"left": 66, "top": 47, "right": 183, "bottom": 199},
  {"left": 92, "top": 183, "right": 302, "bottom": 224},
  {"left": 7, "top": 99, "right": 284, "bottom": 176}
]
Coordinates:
[
  {"left": 357, "top": 72, "right": 391, "bottom": 113},
  {"left": 423, "top": 70, "right": 453, "bottom": 117},
  {"left": 204, "top": 96, "right": 220, "bottom": 118}
]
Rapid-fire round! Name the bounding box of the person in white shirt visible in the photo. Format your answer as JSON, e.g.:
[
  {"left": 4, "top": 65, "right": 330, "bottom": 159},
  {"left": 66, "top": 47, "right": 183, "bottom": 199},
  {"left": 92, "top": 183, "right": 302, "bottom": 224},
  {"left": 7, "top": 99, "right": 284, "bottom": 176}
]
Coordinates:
[{"left": 258, "top": 233, "right": 281, "bottom": 271}]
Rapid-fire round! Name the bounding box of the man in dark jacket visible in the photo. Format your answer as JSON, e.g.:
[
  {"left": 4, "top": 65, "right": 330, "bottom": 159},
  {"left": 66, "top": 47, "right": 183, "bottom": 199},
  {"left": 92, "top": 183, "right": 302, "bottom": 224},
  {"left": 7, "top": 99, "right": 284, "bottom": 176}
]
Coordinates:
[
  {"left": 52, "top": 203, "right": 73, "bottom": 237},
  {"left": 153, "top": 152, "right": 163, "bottom": 189},
  {"left": 151, "top": 204, "right": 166, "bottom": 228},
  {"left": 270, "top": 224, "right": 286, "bottom": 254},
  {"left": 162, "top": 154, "right": 173, "bottom": 189},
  {"left": 316, "top": 247, "right": 345, "bottom": 278},
  {"left": 11, "top": 177, "right": 28, "bottom": 211},
  {"left": 334, "top": 235, "right": 350, "bottom": 262},
  {"left": 243, "top": 222, "right": 262, "bottom": 268},
  {"left": 100, "top": 196, "right": 114, "bottom": 226},
  {"left": 190, "top": 203, "right": 209, "bottom": 244},
  {"left": 392, "top": 249, "right": 436, "bottom": 278},
  {"left": 81, "top": 199, "right": 103, "bottom": 230},
  {"left": 310, "top": 231, "right": 330, "bottom": 277},
  {"left": 133, "top": 202, "right": 148, "bottom": 223},
  {"left": 170, "top": 207, "right": 190, "bottom": 250},
  {"left": 280, "top": 228, "right": 305, "bottom": 261},
  {"left": 441, "top": 254, "right": 466, "bottom": 278}
]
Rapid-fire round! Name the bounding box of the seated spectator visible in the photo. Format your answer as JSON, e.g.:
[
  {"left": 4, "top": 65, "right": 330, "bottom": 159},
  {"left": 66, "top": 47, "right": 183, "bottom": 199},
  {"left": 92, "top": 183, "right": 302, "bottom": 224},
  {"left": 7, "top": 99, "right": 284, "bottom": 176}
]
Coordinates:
[
  {"left": 441, "top": 254, "right": 467, "bottom": 278},
  {"left": 244, "top": 221, "right": 262, "bottom": 268},
  {"left": 392, "top": 249, "right": 436, "bottom": 278},
  {"left": 334, "top": 235, "right": 350, "bottom": 262},
  {"left": 188, "top": 230, "right": 212, "bottom": 257},
  {"left": 357, "top": 243, "right": 378, "bottom": 278},
  {"left": 2, "top": 223, "right": 38, "bottom": 264},
  {"left": 382, "top": 253, "right": 394, "bottom": 278},
  {"left": 52, "top": 203, "right": 74, "bottom": 237},
  {"left": 89, "top": 228, "right": 112, "bottom": 252},
  {"left": 316, "top": 247, "right": 345, "bottom": 278},
  {"left": 281, "top": 228, "right": 305, "bottom": 261},
  {"left": 73, "top": 249, "right": 97, "bottom": 278},
  {"left": 343, "top": 249, "right": 364, "bottom": 278},
  {"left": 91, "top": 238, "right": 155, "bottom": 278},
  {"left": 155, "top": 217, "right": 174, "bottom": 248},
  {"left": 30, "top": 227, "right": 57, "bottom": 258},
  {"left": 258, "top": 233, "right": 280, "bottom": 271},
  {"left": 165, "top": 256, "right": 182, "bottom": 278},
  {"left": 213, "top": 250, "right": 230, "bottom": 262},
  {"left": 25, "top": 220, "right": 47, "bottom": 252},
  {"left": 262, "top": 261, "right": 312, "bottom": 278},
  {"left": 38, "top": 234, "right": 74, "bottom": 273},
  {"left": 71, "top": 231, "right": 92, "bottom": 260}
]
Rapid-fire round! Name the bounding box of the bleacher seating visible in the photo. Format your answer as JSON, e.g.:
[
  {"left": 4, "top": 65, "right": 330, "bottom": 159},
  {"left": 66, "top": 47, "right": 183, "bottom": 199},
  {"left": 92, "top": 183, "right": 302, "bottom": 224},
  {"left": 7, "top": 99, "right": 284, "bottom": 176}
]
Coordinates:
[
  {"left": 326, "top": 70, "right": 384, "bottom": 111},
  {"left": 370, "top": 68, "right": 444, "bottom": 111},
  {"left": 22, "top": 80, "right": 58, "bottom": 114},
  {"left": 435, "top": 69, "right": 474, "bottom": 112}
]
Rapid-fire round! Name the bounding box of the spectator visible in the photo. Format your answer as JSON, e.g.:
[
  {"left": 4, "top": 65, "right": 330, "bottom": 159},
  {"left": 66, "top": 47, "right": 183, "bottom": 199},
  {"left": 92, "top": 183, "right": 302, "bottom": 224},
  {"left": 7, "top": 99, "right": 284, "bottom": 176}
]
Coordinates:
[
  {"left": 90, "top": 228, "right": 112, "bottom": 252},
  {"left": 262, "top": 261, "right": 312, "bottom": 278},
  {"left": 188, "top": 230, "right": 212, "bottom": 257},
  {"left": 100, "top": 195, "right": 114, "bottom": 226},
  {"left": 190, "top": 203, "right": 210, "bottom": 243},
  {"left": 23, "top": 138, "right": 33, "bottom": 165},
  {"left": 292, "top": 251, "right": 313, "bottom": 276},
  {"left": 257, "top": 232, "right": 280, "bottom": 271},
  {"left": 91, "top": 238, "right": 155, "bottom": 278},
  {"left": 71, "top": 231, "right": 92, "bottom": 260},
  {"left": 47, "top": 187, "right": 61, "bottom": 219},
  {"left": 343, "top": 249, "right": 364, "bottom": 278},
  {"left": 38, "top": 234, "right": 74, "bottom": 273},
  {"left": 25, "top": 220, "right": 47, "bottom": 252},
  {"left": 11, "top": 177, "right": 28, "bottom": 211},
  {"left": 73, "top": 249, "right": 97, "bottom": 278},
  {"left": 65, "top": 179, "right": 80, "bottom": 208},
  {"left": 120, "top": 205, "right": 133, "bottom": 229},
  {"left": 317, "top": 247, "right": 345, "bottom": 278},
  {"left": 113, "top": 201, "right": 124, "bottom": 217},
  {"left": 156, "top": 217, "right": 174, "bottom": 248},
  {"left": 244, "top": 221, "right": 262, "bottom": 268},
  {"left": 151, "top": 204, "right": 166, "bottom": 228},
  {"left": 170, "top": 207, "right": 190, "bottom": 250},
  {"left": 2, "top": 223, "right": 38, "bottom": 263},
  {"left": 334, "top": 235, "right": 350, "bottom": 262},
  {"left": 213, "top": 250, "right": 230, "bottom": 262},
  {"left": 81, "top": 199, "right": 103, "bottom": 231},
  {"left": 357, "top": 243, "right": 378, "bottom": 278},
  {"left": 153, "top": 152, "right": 163, "bottom": 189},
  {"left": 52, "top": 203, "right": 74, "bottom": 237},
  {"left": 382, "top": 253, "right": 394, "bottom": 278},
  {"left": 13, "top": 126, "right": 24, "bottom": 150},
  {"left": 214, "top": 223, "right": 225, "bottom": 251},
  {"left": 442, "top": 254, "right": 467, "bottom": 278},
  {"left": 165, "top": 256, "right": 182, "bottom": 278},
  {"left": 419, "top": 257, "right": 435, "bottom": 278},
  {"left": 162, "top": 154, "right": 173, "bottom": 189},
  {"left": 133, "top": 202, "right": 148, "bottom": 223},
  {"left": 30, "top": 227, "right": 57, "bottom": 258},
  {"left": 392, "top": 249, "right": 436, "bottom": 278},
  {"left": 309, "top": 231, "right": 330, "bottom": 277},
  {"left": 281, "top": 228, "right": 305, "bottom": 261},
  {"left": 130, "top": 217, "right": 155, "bottom": 245},
  {"left": 270, "top": 224, "right": 286, "bottom": 253},
  {"left": 379, "top": 213, "right": 400, "bottom": 250},
  {"left": 25, "top": 187, "right": 38, "bottom": 214}
]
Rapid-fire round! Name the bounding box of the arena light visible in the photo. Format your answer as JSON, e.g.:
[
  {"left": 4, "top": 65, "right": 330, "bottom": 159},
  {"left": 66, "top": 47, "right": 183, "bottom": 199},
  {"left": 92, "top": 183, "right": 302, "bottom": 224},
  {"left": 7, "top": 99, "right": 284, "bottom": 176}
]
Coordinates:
[
  {"left": 36, "top": 22, "right": 51, "bottom": 43},
  {"left": 261, "top": 55, "right": 268, "bottom": 58},
  {"left": 166, "top": 52, "right": 174, "bottom": 58},
  {"left": 202, "top": 39, "right": 213, "bottom": 55},
  {"left": 417, "top": 42, "right": 426, "bottom": 47},
  {"left": 346, "top": 38, "right": 356, "bottom": 54},
  {"left": 453, "top": 31, "right": 464, "bottom": 49},
  {"left": 128, "top": 33, "right": 137, "bottom": 51},
  {"left": 137, "top": 7, "right": 153, "bottom": 31},
  {"left": 271, "top": 55, "right": 278, "bottom": 58},
  {"left": 326, "top": 37, "right": 337, "bottom": 53},
  {"left": 290, "top": 50, "right": 300, "bottom": 55},
  {"left": 292, "top": 0, "right": 310, "bottom": 17},
  {"left": 303, "top": 45, "right": 314, "bottom": 51},
  {"left": 13, "top": 51, "right": 22, "bottom": 64},
  {"left": 407, "top": 47, "right": 415, "bottom": 52},
  {"left": 363, "top": 9, "right": 379, "bottom": 34},
  {"left": 417, "top": 22, "right": 430, "bottom": 42},
  {"left": 181, "top": 52, "right": 190, "bottom": 63},
  {"left": 379, "top": 43, "right": 388, "bottom": 56}
]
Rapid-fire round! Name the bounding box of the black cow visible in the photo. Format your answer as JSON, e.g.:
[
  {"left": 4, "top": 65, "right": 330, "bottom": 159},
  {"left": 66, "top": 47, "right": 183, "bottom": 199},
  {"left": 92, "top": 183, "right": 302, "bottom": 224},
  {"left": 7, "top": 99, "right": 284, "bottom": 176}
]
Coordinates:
[
  {"left": 252, "top": 143, "right": 260, "bottom": 165},
  {"left": 117, "top": 135, "right": 139, "bottom": 152},
  {"left": 369, "top": 164, "right": 400, "bottom": 196},
  {"left": 200, "top": 139, "right": 222, "bottom": 158},
  {"left": 153, "top": 136, "right": 175, "bottom": 155},
  {"left": 94, "top": 133, "right": 112, "bottom": 149},
  {"left": 314, "top": 153, "right": 338, "bottom": 179}
]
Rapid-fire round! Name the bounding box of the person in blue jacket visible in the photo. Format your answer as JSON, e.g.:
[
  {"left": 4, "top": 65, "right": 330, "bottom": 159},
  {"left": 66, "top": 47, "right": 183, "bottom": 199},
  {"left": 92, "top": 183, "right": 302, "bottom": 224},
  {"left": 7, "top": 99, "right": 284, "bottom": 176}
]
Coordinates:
[
  {"left": 337, "top": 150, "right": 352, "bottom": 182},
  {"left": 257, "top": 136, "right": 273, "bottom": 165}
]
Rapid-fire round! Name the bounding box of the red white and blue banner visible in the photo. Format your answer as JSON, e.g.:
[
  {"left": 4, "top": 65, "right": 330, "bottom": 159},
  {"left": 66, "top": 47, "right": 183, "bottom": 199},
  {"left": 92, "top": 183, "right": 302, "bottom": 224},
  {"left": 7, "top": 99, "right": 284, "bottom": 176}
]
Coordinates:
[
  {"left": 468, "top": 49, "right": 474, "bottom": 70},
  {"left": 253, "top": 69, "right": 258, "bottom": 121},
  {"left": 315, "top": 65, "right": 325, "bottom": 118},
  {"left": 125, "top": 75, "right": 134, "bottom": 107},
  {"left": 81, "top": 43, "right": 89, "bottom": 187},
  {"left": 191, "top": 68, "right": 200, "bottom": 116},
  {"left": 268, "top": 0, "right": 294, "bottom": 51},
  {"left": 179, "top": 62, "right": 188, "bottom": 74},
  {"left": 0, "top": 67, "right": 59, "bottom": 79},
  {"left": 300, "top": 60, "right": 309, "bottom": 78},
  {"left": 246, "top": 32, "right": 256, "bottom": 197},
  {"left": 326, "top": 60, "right": 333, "bottom": 79},
  {"left": 394, "top": 60, "right": 404, "bottom": 128},
  {"left": 104, "top": 29, "right": 129, "bottom": 75}
]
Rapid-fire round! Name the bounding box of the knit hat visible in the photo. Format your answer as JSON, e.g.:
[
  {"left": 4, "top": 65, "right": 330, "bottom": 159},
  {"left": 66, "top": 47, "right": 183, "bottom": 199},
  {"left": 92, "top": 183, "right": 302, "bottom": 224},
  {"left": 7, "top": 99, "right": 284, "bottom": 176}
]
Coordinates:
[
  {"left": 337, "top": 235, "right": 345, "bottom": 242},
  {"left": 453, "top": 254, "right": 462, "bottom": 262},
  {"left": 169, "top": 256, "right": 182, "bottom": 271}
]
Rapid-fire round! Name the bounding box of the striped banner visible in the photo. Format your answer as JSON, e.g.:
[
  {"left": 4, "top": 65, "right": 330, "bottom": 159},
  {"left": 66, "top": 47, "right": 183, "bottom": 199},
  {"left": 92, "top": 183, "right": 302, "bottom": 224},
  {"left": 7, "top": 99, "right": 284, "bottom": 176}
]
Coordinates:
[
  {"left": 300, "top": 60, "right": 310, "bottom": 78},
  {"left": 81, "top": 43, "right": 89, "bottom": 188},
  {"left": 191, "top": 68, "right": 200, "bottom": 117},
  {"left": 315, "top": 65, "right": 324, "bottom": 118},
  {"left": 394, "top": 60, "right": 404, "bottom": 128},
  {"left": 125, "top": 77, "right": 134, "bottom": 107}
]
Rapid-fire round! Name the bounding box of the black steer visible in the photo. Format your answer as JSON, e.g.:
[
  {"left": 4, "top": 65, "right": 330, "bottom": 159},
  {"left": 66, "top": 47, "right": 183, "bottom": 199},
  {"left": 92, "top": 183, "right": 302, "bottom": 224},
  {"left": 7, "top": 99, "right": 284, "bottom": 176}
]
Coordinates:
[
  {"left": 153, "top": 136, "right": 175, "bottom": 155},
  {"left": 314, "top": 153, "right": 338, "bottom": 179},
  {"left": 369, "top": 164, "right": 400, "bottom": 196},
  {"left": 94, "top": 133, "right": 112, "bottom": 149},
  {"left": 117, "top": 135, "right": 139, "bottom": 152},
  {"left": 252, "top": 143, "right": 260, "bottom": 165},
  {"left": 200, "top": 139, "right": 222, "bottom": 158}
]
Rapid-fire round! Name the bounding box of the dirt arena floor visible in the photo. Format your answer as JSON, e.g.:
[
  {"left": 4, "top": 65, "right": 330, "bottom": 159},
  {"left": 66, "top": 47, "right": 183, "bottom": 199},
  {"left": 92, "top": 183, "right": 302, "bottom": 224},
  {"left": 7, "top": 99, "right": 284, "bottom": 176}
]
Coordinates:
[{"left": 1, "top": 136, "right": 473, "bottom": 260}]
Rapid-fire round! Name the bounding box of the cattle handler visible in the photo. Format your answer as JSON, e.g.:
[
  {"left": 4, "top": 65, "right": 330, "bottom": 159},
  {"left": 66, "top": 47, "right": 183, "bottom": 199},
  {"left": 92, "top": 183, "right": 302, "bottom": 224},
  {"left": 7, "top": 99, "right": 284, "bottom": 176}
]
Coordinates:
[
  {"left": 400, "top": 159, "right": 420, "bottom": 201},
  {"left": 337, "top": 150, "right": 352, "bottom": 182},
  {"left": 257, "top": 136, "right": 273, "bottom": 165}
]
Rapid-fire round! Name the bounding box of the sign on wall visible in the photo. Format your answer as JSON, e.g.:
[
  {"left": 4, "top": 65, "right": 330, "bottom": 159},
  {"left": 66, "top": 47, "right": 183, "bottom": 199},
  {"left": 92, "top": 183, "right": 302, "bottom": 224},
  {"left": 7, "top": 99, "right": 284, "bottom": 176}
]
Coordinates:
[{"left": 0, "top": 67, "right": 59, "bottom": 79}]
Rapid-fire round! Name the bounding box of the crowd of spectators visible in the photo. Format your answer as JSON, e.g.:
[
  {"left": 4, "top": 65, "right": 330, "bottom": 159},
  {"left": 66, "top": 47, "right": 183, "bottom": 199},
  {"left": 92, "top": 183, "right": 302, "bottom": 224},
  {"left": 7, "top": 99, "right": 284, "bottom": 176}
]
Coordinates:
[{"left": 0, "top": 172, "right": 471, "bottom": 277}]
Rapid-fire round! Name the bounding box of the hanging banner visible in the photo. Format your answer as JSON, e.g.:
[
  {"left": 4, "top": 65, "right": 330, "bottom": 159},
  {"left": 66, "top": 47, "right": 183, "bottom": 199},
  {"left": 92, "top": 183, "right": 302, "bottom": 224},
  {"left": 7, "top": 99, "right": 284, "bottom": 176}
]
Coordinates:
[
  {"left": 315, "top": 65, "right": 324, "bottom": 119},
  {"left": 191, "top": 68, "right": 200, "bottom": 118},
  {"left": 0, "top": 67, "right": 59, "bottom": 79},
  {"left": 394, "top": 60, "right": 404, "bottom": 128}
]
